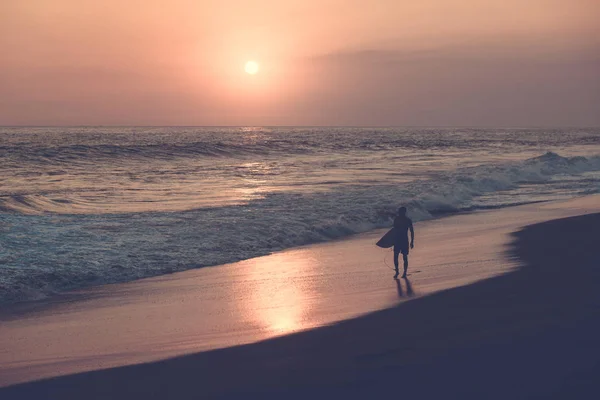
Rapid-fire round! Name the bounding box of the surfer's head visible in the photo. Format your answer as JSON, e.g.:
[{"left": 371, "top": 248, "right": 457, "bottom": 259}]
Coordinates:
[{"left": 398, "top": 206, "right": 407, "bottom": 216}]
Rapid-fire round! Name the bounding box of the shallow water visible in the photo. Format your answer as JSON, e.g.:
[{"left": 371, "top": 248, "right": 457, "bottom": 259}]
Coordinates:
[{"left": 1, "top": 127, "right": 599, "bottom": 302}]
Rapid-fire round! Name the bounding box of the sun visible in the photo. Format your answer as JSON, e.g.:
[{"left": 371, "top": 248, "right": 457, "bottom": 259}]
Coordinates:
[{"left": 245, "top": 61, "right": 259, "bottom": 75}]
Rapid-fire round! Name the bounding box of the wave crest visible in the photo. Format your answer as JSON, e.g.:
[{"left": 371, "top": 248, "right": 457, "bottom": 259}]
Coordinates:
[{"left": 1, "top": 152, "right": 599, "bottom": 303}]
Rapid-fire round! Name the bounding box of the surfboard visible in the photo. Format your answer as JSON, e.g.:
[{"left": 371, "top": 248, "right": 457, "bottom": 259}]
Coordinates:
[{"left": 376, "top": 228, "right": 396, "bottom": 248}]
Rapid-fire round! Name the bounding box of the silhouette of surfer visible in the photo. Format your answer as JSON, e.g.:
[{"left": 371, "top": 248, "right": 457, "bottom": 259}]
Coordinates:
[{"left": 393, "top": 207, "right": 414, "bottom": 279}]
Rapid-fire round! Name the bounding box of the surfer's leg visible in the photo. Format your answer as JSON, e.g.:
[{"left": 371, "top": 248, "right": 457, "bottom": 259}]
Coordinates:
[
  {"left": 393, "top": 247, "right": 400, "bottom": 277},
  {"left": 402, "top": 253, "right": 408, "bottom": 278}
]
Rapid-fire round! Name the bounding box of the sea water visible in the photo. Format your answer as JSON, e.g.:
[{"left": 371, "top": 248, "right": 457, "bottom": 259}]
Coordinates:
[{"left": 1, "top": 127, "right": 599, "bottom": 303}]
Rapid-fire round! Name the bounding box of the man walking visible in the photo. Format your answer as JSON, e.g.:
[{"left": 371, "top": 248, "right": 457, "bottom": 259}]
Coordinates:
[{"left": 393, "top": 207, "right": 414, "bottom": 278}]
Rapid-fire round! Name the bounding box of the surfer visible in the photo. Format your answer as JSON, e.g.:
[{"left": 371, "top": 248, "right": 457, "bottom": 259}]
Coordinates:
[{"left": 393, "top": 207, "right": 414, "bottom": 278}]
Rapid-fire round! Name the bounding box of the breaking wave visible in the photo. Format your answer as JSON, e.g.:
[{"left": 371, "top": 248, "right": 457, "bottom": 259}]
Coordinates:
[{"left": 1, "top": 151, "right": 599, "bottom": 303}]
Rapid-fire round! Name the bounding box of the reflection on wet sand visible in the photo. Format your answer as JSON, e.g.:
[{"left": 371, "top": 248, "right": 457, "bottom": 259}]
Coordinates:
[
  {"left": 237, "top": 247, "right": 420, "bottom": 338},
  {"left": 242, "top": 251, "right": 317, "bottom": 336}
]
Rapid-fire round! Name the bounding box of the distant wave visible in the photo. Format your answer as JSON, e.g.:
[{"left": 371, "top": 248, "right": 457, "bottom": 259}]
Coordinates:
[
  {"left": 2, "top": 127, "right": 598, "bottom": 164},
  {"left": 1, "top": 151, "right": 599, "bottom": 216},
  {"left": 0, "top": 142, "right": 277, "bottom": 164},
  {"left": 1, "top": 152, "right": 599, "bottom": 303}
]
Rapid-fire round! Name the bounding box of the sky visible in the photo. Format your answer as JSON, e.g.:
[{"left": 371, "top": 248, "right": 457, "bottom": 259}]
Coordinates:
[{"left": 1, "top": 0, "right": 599, "bottom": 126}]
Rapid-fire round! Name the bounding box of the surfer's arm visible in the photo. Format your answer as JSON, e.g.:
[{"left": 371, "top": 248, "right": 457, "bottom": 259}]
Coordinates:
[{"left": 409, "top": 222, "right": 414, "bottom": 248}]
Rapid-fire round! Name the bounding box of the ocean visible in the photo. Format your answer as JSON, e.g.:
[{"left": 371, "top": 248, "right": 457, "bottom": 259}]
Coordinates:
[{"left": 1, "top": 127, "right": 599, "bottom": 303}]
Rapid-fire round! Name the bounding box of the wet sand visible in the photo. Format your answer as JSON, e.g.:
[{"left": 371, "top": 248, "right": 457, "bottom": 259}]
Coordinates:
[{"left": 1, "top": 196, "right": 599, "bottom": 398}]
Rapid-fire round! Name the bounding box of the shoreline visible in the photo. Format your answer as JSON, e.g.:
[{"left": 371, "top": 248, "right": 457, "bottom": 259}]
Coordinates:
[
  {"left": 0, "top": 197, "right": 577, "bottom": 313},
  {"left": 0, "top": 195, "right": 599, "bottom": 394},
  {"left": 0, "top": 194, "right": 586, "bottom": 308}
]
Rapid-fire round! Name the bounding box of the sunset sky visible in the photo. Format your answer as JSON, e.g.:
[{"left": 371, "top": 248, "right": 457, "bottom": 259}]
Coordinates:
[{"left": 1, "top": 0, "right": 599, "bottom": 126}]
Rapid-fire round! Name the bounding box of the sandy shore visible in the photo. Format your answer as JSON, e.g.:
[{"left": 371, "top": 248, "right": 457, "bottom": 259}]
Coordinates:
[{"left": 1, "top": 196, "right": 599, "bottom": 398}]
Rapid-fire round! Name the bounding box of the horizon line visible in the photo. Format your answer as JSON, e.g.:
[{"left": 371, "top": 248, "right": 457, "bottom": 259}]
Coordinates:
[{"left": 1, "top": 125, "right": 599, "bottom": 129}]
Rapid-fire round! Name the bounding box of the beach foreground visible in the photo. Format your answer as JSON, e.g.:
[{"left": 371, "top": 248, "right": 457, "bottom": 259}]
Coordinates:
[{"left": 1, "top": 196, "right": 599, "bottom": 398}]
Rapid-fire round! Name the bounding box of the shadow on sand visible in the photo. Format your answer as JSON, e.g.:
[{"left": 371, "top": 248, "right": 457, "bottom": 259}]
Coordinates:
[
  {"left": 2, "top": 213, "right": 600, "bottom": 399},
  {"left": 395, "top": 277, "right": 415, "bottom": 298}
]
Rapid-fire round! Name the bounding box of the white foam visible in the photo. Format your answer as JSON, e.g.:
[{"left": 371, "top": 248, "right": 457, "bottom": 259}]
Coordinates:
[{"left": 1, "top": 152, "right": 599, "bottom": 303}]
